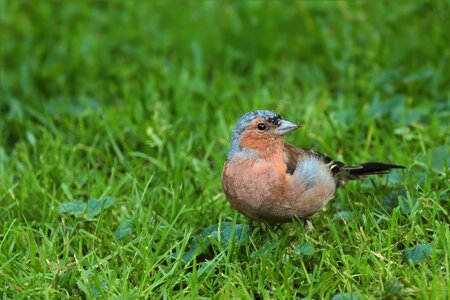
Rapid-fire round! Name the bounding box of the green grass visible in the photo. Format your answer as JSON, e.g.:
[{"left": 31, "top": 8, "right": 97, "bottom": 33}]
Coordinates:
[{"left": 1, "top": 1, "right": 449, "bottom": 298}]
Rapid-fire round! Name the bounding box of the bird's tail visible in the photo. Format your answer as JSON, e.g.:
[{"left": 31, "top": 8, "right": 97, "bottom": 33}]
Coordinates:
[{"left": 342, "top": 162, "right": 405, "bottom": 180}]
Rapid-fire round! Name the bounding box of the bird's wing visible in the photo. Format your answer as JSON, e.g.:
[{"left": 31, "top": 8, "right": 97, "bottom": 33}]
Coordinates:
[
  {"left": 283, "top": 142, "right": 404, "bottom": 186},
  {"left": 283, "top": 142, "right": 344, "bottom": 176}
]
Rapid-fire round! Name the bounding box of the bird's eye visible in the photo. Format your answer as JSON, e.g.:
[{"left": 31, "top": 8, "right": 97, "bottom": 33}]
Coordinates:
[{"left": 257, "top": 123, "right": 267, "bottom": 131}]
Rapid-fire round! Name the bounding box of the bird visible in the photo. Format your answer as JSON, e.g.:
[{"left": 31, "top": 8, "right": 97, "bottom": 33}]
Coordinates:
[{"left": 221, "top": 110, "right": 404, "bottom": 224}]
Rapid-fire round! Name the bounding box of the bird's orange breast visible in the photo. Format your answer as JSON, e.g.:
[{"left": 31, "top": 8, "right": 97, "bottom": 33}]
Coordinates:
[
  {"left": 222, "top": 148, "right": 337, "bottom": 223},
  {"left": 222, "top": 152, "right": 290, "bottom": 221}
]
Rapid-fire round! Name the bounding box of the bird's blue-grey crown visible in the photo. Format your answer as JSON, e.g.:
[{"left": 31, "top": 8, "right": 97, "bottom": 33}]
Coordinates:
[{"left": 227, "top": 110, "right": 282, "bottom": 160}]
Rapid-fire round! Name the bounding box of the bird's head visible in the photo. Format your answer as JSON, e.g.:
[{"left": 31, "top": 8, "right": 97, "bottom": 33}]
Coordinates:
[{"left": 227, "top": 110, "right": 299, "bottom": 160}]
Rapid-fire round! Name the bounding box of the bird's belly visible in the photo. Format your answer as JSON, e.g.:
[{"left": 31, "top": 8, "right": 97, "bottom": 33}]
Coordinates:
[
  {"left": 222, "top": 157, "right": 336, "bottom": 223},
  {"left": 222, "top": 160, "right": 284, "bottom": 221}
]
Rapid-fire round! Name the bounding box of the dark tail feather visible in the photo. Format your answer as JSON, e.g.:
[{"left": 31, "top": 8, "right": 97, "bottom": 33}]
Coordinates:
[{"left": 343, "top": 162, "right": 405, "bottom": 180}]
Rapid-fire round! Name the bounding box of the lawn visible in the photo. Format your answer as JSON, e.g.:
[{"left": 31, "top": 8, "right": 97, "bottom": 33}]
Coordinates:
[{"left": 0, "top": 1, "right": 449, "bottom": 298}]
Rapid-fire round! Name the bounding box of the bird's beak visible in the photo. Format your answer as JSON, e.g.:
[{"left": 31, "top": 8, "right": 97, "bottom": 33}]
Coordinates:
[{"left": 274, "top": 120, "right": 299, "bottom": 136}]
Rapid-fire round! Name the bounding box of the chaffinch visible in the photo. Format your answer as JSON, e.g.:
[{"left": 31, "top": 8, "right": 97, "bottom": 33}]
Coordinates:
[{"left": 222, "top": 110, "right": 404, "bottom": 223}]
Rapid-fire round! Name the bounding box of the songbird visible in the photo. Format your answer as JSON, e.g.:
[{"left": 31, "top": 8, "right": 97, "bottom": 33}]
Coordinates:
[{"left": 222, "top": 110, "right": 404, "bottom": 223}]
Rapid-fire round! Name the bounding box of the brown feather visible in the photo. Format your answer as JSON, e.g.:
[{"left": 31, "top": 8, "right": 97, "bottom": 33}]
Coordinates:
[{"left": 283, "top": 143, "right": 343, "bottom": 175}]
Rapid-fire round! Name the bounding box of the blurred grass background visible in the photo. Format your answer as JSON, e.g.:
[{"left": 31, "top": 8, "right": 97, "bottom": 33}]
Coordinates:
[{"left": 0, "top": 0, "right": 449, "bottom": 298}]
